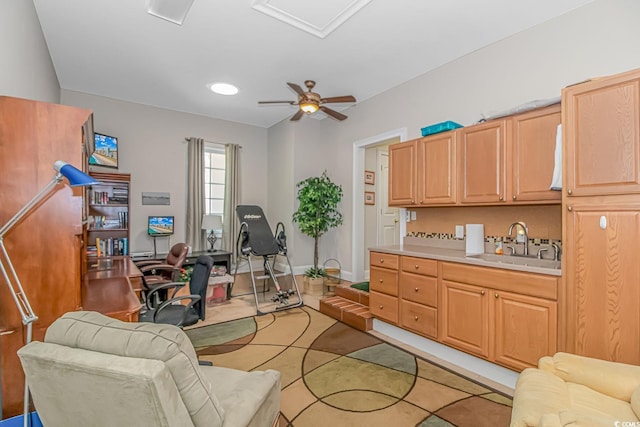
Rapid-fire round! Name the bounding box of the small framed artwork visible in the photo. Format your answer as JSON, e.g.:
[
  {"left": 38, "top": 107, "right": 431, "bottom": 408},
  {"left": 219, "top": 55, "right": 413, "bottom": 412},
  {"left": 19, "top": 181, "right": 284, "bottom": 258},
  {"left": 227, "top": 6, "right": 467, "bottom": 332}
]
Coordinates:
[
  {"left": 89, "top": 132, "right": 119, "bottom": 169},
  {"left": 364, "top": 170, "right": 375, "bottom": 185},
  {"left": 364, "top": 191, "right": 375, "bottom": 205}
]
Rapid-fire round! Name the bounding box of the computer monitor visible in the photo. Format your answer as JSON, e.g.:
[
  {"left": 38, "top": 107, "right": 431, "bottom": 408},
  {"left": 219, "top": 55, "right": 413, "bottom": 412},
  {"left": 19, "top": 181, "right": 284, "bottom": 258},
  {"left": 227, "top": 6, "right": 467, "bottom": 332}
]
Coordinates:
[{"left": 148, "top": 215, "right": 174, "bottom": 236}]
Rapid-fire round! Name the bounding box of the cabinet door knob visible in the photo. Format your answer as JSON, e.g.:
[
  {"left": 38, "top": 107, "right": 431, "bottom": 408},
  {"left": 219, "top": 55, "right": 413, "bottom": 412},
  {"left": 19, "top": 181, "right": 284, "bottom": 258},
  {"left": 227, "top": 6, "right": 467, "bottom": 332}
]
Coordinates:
[
  {"left": 495, "top": 293, "right": 499, "bottom": 298},
  {"left": 411, "top": 200, "right": 415, "bottom": 204},
  {"left": 414, "top": 316, "right": 419, "bottom": 321},
  {"left": 379, "top": 279, "right": 383, "bottom": 283},
  {"left": 414, "top": 265, "right": 419, "bottom": 269},
  {"left": 379, "top": 305, "right": 383, "bottom": 309},
  {"left": 480, "top": 290, "right": 485, "bottom": 296},
  {"left": 512, "top": 195, "right": 517, "bottom": 200},
  {"left": 567, "top": 206, "right": 573, "bottom": 212},
  {"left": 380, "top": 259, "right": 384, "bottom": 263},
  {"left": 568, "top": 189, "right": 573, "bottom": 196},
  {"left": 499, "top": 196, "right": 504, "bottom": 201},
  {"left": 414, "top": 287, "right": 419, "bottom": 292}
]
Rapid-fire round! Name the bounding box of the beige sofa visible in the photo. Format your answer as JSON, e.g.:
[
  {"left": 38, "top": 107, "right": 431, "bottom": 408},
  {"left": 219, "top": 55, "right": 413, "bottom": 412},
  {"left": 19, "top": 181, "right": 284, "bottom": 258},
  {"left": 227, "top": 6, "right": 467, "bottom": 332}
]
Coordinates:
[
  {"left": 18, "top": 311, "right": 280, "bottom": 427},
  {"left": 511, "top": 352, "right": 640, "bottom": 426}
]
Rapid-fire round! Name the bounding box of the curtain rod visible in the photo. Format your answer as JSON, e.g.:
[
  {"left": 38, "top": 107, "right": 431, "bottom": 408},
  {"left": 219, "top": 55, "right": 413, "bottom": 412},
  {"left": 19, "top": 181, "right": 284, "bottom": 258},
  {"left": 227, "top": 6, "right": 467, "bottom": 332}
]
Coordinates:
[{"left": 183, "top": 137, "right": 242, "bottom": 149}]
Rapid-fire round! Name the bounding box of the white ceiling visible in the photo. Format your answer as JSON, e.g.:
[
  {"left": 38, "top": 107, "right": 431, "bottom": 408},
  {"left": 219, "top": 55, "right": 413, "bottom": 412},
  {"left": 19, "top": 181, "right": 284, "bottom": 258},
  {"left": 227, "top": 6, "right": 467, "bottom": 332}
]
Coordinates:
[{"left": 33, "top": 0, "right": 595, "bottom": 128}]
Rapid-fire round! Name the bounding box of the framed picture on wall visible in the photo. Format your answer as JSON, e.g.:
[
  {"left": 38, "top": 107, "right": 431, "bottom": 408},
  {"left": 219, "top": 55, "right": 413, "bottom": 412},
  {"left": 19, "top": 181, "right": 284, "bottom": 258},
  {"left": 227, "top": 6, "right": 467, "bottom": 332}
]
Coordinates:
[
  {"left": 364, "top": 170, "right": 375, "bottom": 185},
  {"left": 364, "top": 191, "right": 375, "bottom": 205}
]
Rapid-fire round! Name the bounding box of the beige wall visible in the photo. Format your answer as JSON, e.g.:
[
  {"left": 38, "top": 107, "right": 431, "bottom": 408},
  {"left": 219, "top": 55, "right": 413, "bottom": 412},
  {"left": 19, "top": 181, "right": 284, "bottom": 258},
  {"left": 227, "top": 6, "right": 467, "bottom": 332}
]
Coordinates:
[
  {"left": 61, "top": 90, "right": 268, "bottom": 253},
  {"left": 268, "top": 0, "right": 640, "bottom": 277},
  {"left": 4, "top": 0, "right": 640, "bottom": 276},
  {"left": 0, "top": 0, "right": 59, "bottom": 103}
]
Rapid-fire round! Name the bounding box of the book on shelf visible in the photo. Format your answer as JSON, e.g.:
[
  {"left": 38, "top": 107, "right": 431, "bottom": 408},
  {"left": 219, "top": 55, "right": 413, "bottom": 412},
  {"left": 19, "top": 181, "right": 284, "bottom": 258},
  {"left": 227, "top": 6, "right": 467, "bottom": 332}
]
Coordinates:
[
  {"left": 88, "top": 213, "right": 128, "bottom": 230},
  {"left": 94, "top": 237, "right": 129, "bottom": 257}
]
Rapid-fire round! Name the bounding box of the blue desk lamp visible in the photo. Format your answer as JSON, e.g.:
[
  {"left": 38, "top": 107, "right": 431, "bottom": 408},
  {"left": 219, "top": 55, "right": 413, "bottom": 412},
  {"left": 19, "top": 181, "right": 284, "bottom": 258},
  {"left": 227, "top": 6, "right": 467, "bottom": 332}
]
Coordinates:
[{"left": 0, "top": 161, "right": 99, "bottom": 427}]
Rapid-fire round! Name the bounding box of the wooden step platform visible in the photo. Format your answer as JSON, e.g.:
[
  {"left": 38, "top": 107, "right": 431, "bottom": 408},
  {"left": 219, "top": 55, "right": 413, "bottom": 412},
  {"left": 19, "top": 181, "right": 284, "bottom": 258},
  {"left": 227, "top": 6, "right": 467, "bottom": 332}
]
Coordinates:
[{"left": 319, "top": 284, "right": 372, "bottom": 332}]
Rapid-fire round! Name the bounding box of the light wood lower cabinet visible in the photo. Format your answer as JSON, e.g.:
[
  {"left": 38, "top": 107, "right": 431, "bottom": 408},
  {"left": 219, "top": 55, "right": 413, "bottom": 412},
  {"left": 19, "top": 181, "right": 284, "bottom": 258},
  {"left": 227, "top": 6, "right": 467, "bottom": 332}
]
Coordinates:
[
  {"left": 370, "top": 252, "right": 399, "bottom": 324},
  {"left": 441, "top": 280, "right": 490, "bottom": 357},
  {"left": 369, "top": 254, "right": 558, "bottom": 372},
  {"left": 493, "top": 290, "right": 557, "bottom": 371},
  {"left": 440, "top": 262, "right": 558, "bottom": 371}
]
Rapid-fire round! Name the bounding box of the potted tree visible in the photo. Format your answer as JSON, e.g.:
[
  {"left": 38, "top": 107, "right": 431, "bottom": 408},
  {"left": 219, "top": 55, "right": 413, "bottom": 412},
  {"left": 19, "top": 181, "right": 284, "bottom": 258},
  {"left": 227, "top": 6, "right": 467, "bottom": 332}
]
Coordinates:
[{"left": 292, "top": 171, "right": 343, "bottom": 295}]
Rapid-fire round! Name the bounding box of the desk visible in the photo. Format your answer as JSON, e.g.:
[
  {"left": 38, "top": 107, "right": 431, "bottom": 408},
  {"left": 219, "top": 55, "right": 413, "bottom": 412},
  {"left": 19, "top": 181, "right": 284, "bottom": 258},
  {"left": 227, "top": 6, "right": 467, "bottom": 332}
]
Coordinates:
[
  {"left": 83, "top": 257, "right": 143, "bottom": 322},
  {"left": 133, "top": 250, "right": 232, "bottom": 271}
]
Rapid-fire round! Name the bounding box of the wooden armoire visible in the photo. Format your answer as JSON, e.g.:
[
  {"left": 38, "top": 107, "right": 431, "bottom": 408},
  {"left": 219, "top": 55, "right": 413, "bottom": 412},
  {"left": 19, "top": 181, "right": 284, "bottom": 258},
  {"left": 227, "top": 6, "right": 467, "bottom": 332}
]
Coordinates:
[{"left": 0, "top": 96, "right": 92, "bottom": 417}]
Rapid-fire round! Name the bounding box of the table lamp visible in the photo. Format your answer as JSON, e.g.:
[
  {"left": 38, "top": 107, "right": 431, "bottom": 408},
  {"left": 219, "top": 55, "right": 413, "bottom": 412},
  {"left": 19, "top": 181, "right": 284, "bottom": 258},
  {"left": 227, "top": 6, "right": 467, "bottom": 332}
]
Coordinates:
[
  {"left": 0, "top": 160, "right": 99, "bottom": 427},
  {"left": 201, "top": 214, "right": 222, "bottom": 252}
]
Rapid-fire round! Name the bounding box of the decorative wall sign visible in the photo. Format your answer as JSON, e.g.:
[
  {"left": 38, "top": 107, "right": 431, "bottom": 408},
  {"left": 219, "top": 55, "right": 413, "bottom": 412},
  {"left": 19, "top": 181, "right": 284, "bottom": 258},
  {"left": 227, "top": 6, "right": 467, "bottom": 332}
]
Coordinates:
[
  {"left": 364, "top": 191, "right": 375, "bottom": 205},
  {"left": 365, "top": 170, "right": 375, "bottom": 185},
  {"left": 142, "top": 192, "right": 170, "bottom": 205}
]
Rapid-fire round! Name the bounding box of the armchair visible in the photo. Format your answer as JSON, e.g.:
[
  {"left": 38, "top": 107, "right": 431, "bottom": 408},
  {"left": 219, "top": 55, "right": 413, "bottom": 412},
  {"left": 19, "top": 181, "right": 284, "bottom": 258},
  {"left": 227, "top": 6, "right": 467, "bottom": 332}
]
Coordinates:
[
  {"left": 136, "top": 242, "right": 189, "bottom": 300},
  {"left": 140, "top": 255, "right": 213, "bottom": 327},
  {"left": 17, "top": 311, "right": 281, "bottom": 427},
  {"left": 510, "top": 352, "right": 640, "bottom": 426}
]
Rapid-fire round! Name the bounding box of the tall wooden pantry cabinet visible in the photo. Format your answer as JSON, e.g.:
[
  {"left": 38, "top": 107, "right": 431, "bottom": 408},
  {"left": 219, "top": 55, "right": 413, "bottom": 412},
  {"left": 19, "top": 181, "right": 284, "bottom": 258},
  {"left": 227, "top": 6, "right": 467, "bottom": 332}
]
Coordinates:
[
  {"left": 0, "top": 96, "right": 92, "bottom": 417},
  {"left": 563, "top": 67, "right": 640, "bottom": 364}
]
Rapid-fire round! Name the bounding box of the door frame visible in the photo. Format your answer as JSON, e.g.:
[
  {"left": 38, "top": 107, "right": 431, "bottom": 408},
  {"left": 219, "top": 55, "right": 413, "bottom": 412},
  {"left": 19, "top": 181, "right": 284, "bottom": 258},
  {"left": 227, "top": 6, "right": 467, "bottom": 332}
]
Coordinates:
[
  {"left": 376, "top": 149, "right": 399, "bottom": 246},
  {"left": 351, "top": 127, "right": 407, "bottom": 283}
]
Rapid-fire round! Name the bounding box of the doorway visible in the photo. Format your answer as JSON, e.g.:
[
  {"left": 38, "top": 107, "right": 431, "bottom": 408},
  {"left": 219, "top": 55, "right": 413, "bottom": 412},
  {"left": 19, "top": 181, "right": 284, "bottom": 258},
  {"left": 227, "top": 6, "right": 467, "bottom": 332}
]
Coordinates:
[{"left": 351, "top": 128, "right": 407, "bottom": 283}]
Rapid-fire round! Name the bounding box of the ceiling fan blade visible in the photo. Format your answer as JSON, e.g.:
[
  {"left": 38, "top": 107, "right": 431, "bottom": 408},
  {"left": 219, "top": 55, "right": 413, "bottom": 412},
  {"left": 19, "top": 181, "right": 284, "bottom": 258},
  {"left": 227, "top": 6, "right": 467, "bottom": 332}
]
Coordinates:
[
  {"left": 320, "top": 106, "right": 347, "bottom": 121},
  {"left": 320, "top": 95, "right": 356, "bottom": 104},
  {"left": 287, "top": 82, "right": 305, "bottom": 96},
  {"left": 290, "top": 110, "right": 304, "bottom": 121},
  {"left": 258, "top": 100, "right": 296, "bottom": 105}
]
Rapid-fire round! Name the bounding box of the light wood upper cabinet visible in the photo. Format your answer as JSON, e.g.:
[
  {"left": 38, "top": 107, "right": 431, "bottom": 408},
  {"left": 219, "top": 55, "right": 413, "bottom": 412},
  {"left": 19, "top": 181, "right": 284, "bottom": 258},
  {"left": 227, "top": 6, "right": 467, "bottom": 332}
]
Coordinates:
[
  {"left": 563, "top": 69, "right": 640, "bottom": 197},
  {"left": 388, "top": 140, "right": 417, "bottom": 206},
  {"left": 509, "top": 104, "right": 562, "bottom": 203},
  {"left": 417, "top": 132, "right": 457, "bottom": 205},
  {"left": 564, "top": 203, "right": 640, "bottom": 364},
  {"left": 459, "top": 120, "right": 507, "bottom": 204}
]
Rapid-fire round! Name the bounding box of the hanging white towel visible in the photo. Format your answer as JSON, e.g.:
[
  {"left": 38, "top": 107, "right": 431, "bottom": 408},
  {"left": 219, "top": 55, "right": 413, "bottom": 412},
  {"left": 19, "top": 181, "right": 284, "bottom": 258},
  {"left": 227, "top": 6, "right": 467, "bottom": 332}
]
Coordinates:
[{"left": 550, "top": 124, "right": 562, "bottom": 190}]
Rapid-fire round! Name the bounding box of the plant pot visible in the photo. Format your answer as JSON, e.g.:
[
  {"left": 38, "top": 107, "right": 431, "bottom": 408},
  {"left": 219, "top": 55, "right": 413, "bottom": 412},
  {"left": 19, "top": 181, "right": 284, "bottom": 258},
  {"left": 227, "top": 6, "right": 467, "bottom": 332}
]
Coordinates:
[{"left": 303, "top": 276, "right": 324, "bottom": 296}]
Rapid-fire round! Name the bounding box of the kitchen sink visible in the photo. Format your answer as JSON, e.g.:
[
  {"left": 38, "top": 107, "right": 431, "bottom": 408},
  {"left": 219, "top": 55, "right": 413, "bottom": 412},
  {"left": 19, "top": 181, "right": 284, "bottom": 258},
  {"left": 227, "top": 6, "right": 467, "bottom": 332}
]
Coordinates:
[{"left": 467, "top": 253, "right": 561, "bottom": 270}]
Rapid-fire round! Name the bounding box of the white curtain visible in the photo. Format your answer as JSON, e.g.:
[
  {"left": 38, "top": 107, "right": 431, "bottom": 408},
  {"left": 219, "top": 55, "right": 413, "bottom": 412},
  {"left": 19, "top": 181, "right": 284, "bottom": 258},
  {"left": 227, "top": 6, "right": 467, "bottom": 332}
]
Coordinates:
[
  {"left": 223, "top": 143, "right": 240, "bottom": 261},
  {"left": 186, "top": 137, "right": 207, "bottom": 251}
]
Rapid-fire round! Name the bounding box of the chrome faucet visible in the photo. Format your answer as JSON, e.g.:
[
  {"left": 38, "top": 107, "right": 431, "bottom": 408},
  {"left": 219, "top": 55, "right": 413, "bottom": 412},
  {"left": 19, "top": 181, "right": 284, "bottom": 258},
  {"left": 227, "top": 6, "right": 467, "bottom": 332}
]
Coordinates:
[
  {"left": 508, "top": 222, "right": 529, "bottom": 256},
  {"left": 551, "top": 242, "right": 561, "bottom": 261}
]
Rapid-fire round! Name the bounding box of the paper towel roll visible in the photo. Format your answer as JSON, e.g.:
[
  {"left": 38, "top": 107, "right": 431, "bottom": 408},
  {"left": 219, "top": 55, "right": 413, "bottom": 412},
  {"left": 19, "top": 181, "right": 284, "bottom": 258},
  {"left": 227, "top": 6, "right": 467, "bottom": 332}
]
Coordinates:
[{"left": 465, "top": 224, "right": 485, "bottom": 255}]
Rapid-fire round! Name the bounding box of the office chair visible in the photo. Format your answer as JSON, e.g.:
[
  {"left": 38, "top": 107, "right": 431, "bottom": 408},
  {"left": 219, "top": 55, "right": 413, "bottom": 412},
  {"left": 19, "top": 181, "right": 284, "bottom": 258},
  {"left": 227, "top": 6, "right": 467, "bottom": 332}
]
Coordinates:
[
  {"left": 136, "top": 242, "right": 189, "bottom": 301},
  {"left": 140, "top": 255, "right": 214, "bottom": 328}
]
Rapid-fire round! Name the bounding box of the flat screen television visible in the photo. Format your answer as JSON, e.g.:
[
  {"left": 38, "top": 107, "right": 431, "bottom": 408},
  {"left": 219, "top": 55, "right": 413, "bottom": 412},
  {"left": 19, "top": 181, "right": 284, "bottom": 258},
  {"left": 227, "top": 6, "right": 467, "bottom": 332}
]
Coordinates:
[
  {"left": 148, "top": 215, "right": 174, "bottom": 237},
  {"left": 89, "top": 132, "right": 119, "bottom": 169}
]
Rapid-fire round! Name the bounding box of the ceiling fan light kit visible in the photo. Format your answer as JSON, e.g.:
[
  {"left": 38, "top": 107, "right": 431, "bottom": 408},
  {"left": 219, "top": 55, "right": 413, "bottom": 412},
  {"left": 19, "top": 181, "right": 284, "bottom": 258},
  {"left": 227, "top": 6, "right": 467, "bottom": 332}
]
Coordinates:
[{"left": 258, "top": 80, "right": 356, "bottom": 121}]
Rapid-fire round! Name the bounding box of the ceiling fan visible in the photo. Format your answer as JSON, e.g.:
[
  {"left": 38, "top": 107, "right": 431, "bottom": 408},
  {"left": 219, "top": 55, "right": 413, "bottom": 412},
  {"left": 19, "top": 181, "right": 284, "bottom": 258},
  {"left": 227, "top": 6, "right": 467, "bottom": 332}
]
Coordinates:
[{"left": 258, "top": 80, "right": 356, "bottom": 121}]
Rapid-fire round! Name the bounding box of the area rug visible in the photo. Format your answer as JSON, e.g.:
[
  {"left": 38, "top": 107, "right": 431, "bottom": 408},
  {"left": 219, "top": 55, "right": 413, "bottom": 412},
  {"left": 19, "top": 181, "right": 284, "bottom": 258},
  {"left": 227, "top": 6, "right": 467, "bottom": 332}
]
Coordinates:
[{"left": 185, "top": 306, "right": 512, "bottom": 427}]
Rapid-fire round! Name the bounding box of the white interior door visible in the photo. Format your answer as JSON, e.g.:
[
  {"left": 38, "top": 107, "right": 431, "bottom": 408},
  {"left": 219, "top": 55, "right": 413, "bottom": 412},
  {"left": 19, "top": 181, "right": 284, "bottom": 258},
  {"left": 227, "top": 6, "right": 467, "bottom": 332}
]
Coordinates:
[{"left": 378, "top": 150, "right": 399, "bottom": 245}]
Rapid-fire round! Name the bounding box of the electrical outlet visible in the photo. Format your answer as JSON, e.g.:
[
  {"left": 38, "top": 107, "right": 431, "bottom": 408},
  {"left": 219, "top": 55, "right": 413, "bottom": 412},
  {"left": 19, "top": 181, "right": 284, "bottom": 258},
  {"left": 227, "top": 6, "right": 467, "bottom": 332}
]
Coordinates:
[
  {"left": 411, "top": 211, "right": 416, "bottom": 221},
  {"left": 405, "top": 210, "right": 411, "bottom": 222},
  {"left": 455, "top": 225, "right": 464, "bottom": 239}
]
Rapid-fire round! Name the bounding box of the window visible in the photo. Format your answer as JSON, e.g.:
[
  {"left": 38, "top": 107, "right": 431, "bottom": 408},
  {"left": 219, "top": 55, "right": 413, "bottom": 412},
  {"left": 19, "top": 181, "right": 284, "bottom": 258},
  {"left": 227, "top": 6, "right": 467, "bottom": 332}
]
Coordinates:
[{"left": 204, "top": 143, "right": 225, "bottom": 217}]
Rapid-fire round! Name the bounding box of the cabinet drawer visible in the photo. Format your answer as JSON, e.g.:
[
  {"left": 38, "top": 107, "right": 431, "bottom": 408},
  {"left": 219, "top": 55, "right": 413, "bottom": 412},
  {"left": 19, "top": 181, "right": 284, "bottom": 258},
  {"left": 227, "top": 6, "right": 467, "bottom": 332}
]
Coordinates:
[
  {"left": 400, "top": 300, "right": 437, "bottom": 339},
  {"left": 370, "top": 266, "right": 398, "bottom": 296},
  {"left": 399, "top": 272, "right": 437, "bottom": 307},
  {"left": 370, "top": 291, "right": 398, "bottom": 324},
  {"left": 370, "top": 252, "right": 399, "bottom": 270},
  {"left": 441, "top": 261, "right": 557, "bottom": 300},
  {"left": 401, "top": 256, "right": 437, "bottom": 276}
]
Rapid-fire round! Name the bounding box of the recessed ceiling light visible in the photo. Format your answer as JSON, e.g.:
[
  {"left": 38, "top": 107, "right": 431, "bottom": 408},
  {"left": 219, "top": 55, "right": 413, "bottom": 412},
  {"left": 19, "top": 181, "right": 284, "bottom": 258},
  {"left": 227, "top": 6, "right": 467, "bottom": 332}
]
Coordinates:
[{"left": 208, "top": 82, "right": 239, "bottom": 96}]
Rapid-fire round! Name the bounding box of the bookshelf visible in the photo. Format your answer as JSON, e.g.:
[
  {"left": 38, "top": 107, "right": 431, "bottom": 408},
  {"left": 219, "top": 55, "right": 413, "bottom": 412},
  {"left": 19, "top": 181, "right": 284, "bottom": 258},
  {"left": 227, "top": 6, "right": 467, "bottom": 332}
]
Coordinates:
[{"left": 86, "top": 172, "right": 131, "bottom": 257}]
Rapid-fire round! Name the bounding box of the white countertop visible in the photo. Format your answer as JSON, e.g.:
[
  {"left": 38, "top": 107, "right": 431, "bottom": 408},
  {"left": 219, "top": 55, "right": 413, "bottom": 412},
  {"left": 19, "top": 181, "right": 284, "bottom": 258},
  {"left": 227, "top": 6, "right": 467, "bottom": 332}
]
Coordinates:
[{"left": 370, "top": 242, "right": 562, "bottom": 277}]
